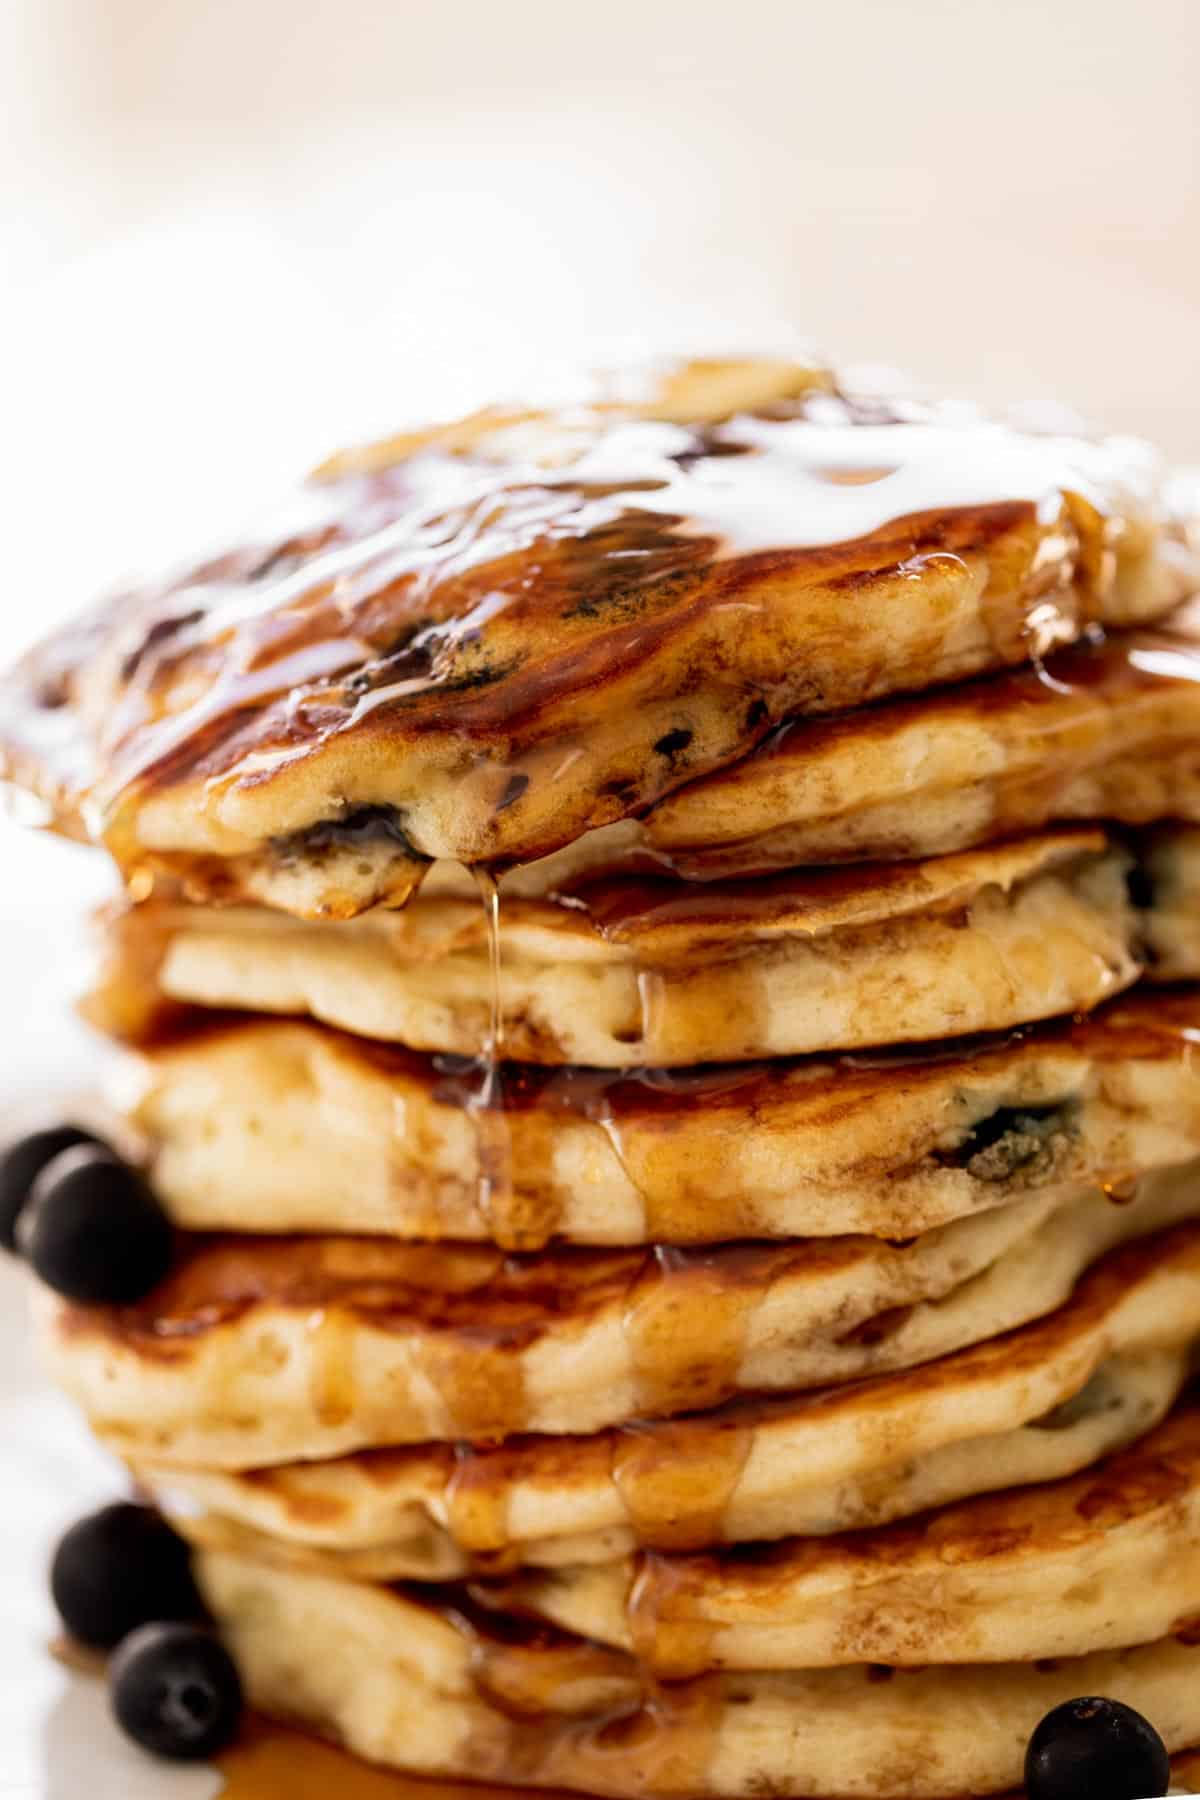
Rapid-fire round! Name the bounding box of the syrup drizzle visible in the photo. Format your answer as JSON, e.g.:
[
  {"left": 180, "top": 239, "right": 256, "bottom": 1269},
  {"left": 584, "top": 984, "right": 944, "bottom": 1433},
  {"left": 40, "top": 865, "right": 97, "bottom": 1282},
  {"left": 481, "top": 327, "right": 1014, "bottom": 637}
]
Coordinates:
[
  {"left": 468, "top": 867, "right": 516, "bottom": 1245},
  {"left": 445, "top": 867, "right": 520, "bottom": 1558},
  {"left": 4, "top": 369, "right": 1189, "bottom": 925}
]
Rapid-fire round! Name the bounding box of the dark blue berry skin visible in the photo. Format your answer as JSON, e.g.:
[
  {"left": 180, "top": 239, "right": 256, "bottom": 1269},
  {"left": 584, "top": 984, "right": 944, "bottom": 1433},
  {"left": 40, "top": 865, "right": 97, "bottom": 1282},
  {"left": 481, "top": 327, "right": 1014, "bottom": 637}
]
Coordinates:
[
  {"left": 0, "top": 1125, "right": 104, "bottom": 1252},
  {"left": 1025, "top": 1696, "right": 1170, "bottom": 1800},
  {"left": 50, "top": 1503, "right": 202, "bottom": 1650},
  {"left": 110, "top": 1622, "right": 243, "bottom": 1761},
  {"left": 21, "top": 1145, "right": 172, "bottom": 1304}
]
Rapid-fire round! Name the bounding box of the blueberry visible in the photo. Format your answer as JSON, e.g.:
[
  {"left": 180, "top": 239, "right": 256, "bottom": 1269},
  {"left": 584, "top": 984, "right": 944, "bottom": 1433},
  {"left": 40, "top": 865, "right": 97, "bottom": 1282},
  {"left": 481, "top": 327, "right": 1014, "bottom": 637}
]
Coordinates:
[
  {"left": 50, "top": 1503, "right": 202, "bottom": 1650},
  {"left": 110, "top": 1622, "right": 242, "bottom": 1761},
  {"left": 21, "top": 1145, "right": 172, "bottom": 1304},
  {"left": 0, "top": 1125, "right": 105, "bottom": 1252},
  {"left": 1025, "top": 1696, "right": 1169, "bottom": 1800}
]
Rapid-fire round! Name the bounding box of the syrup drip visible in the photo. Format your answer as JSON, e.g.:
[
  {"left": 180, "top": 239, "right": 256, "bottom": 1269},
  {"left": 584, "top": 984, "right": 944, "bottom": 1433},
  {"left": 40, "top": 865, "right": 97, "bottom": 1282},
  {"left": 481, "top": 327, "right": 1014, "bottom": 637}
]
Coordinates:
[
  {"left": 468, "top": 867, "right": 517, "bottom": 1246},
  {"left": 626, "top": 1553, "right": 719, "bottom": 1681},
  {"left": 609, "top": 1409, "right": 755, "bottom": 1553},
  {"left": 443, "top": 867, "right": 521, "bottom": 1548},
  {"left": 1100, "top": 1172, "right": 1142, "bottom": 1206},
  {"left": 305, "top": 1306, "right": 357, "bottom": 1428},
  {"left": 440, "top": 1593, "right": 721, "bottom": 1799},
  {"left": 620, "top": 1245, "right": 767, "bottom": 1418}
]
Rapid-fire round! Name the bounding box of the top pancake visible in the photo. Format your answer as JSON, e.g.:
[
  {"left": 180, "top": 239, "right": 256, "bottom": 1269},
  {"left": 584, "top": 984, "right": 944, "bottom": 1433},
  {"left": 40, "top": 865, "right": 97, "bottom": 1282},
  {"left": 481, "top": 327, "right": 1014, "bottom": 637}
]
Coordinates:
[{"left": 2, "top": 356, "right": 1195, "bottom": 919}]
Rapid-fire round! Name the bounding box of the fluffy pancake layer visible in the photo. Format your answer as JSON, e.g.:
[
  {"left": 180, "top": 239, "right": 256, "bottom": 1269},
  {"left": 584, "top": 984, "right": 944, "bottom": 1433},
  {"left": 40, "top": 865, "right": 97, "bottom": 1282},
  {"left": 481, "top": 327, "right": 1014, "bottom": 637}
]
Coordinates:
[
  {"left": 501, "top": 1392, "right": 1200, "bottom": 1673},
  {"left": 623, "top": 604, "right": 1200, "bottom": 874},
  {"left": 118, "top": 1225, "right": 1200, "bottom": 1581},
  {"left": 195, "top": 1547, "right": 1200, "bottom": 1799},
  {"left": 89, "top": 830, "right": 1164, "bottom": 1065},
  {"left": 121, "top": 991, "right": 1200, "bottom": 1246},
  {"left": 35, "top": 1166, "right": 1200, "bottom": 1462},
  {"left": 428, "top": 604, "right": 1200, "bottom": 888},
  {"left": 3, "top": 359, "right": 1195, "bottom": 920}
]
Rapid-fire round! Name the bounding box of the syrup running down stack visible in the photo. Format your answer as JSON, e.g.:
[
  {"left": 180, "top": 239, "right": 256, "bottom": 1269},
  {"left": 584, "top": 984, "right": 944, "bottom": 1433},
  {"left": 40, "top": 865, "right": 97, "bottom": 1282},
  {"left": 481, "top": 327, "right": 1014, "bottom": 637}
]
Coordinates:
[{"left": 8, "top": 354, "right": 1200, "bottom": 1797}]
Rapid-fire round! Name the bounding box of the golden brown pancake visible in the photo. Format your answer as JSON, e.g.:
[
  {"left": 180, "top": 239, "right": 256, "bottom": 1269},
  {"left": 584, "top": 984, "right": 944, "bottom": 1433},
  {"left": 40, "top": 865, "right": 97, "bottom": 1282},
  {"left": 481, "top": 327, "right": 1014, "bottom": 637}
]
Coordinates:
[
  {"left": 630, "top": 602, "right": 1200, "bottom": 874},
  {"left": 71, "top": 1225, "right": 1200, "bottom": 1568},
  {"left": 87, "top": 830, "right": 1149, "bottom": 1065},
  {"left": 414, "top": 601, "right": 1200, "bottom": 892},
  {"left": 118, "top": 991, "right": 1200, "bottom": 1247},
  {"left": 2, "top": 358, "right": 1194, "bottom": 920},
  {"left": 25, "top": 1163, "right": 1200, "bottom": 1461},
  {"left": 502, "top": 1392, "right": 1200, "bottom": 1673},
  {"left": 194, "top": 1546, "right": 1200, "bottom": 1799}
]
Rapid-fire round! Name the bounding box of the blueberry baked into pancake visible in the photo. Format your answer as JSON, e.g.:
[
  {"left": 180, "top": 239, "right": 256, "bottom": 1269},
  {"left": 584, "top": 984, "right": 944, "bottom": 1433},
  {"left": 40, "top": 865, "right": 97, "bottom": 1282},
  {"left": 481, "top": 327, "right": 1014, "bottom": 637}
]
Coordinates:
[{"left": 6, "top": 351, "right": 1200, "bottom": 1798}]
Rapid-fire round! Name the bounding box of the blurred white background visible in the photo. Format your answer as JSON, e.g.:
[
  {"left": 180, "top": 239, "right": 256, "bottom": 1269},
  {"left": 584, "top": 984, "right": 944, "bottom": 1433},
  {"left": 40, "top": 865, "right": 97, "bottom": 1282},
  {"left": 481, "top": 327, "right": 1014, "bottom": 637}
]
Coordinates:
[{"left": 2, "top": 0, "right": 1198, "bottom": 659}]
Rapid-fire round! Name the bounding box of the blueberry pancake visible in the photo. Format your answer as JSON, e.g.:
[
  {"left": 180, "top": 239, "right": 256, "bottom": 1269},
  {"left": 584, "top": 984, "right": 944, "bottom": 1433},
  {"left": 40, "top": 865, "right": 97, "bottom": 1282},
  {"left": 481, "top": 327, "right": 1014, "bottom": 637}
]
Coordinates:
[
  {"left": 11, "top": 353, "right": 1200, "bottom": 1795},
  {"left": 119, "top": 990, "right": 1200, "bottom": 1246},
  {"left": 615, "top": 601, "right": 1200, "bottom": 877},
  {"left": 193, "top": 1545, "right": 1200, "bottom": 1799},
  {"left": 501, "top": 1391, "right": 1200, "bottom": 1673},
  {"left": 28, "top": 1163, "right": 1200, "bottom": 1462},
  {"left": 84, "top": 1225, "right": 1200, "bottom": 1554},
  {"left": 2, "top": 359, "right": 1195, "bottom": 920},
  {"left": 87, "top": 830, "right": 1150, "bottom": 1066},
  {"left": 408, "top": 601, "right": 1200, "bottom": 891},
  {"left": 142, "top": 1321, "right": 1182, "bottom": 1581}
]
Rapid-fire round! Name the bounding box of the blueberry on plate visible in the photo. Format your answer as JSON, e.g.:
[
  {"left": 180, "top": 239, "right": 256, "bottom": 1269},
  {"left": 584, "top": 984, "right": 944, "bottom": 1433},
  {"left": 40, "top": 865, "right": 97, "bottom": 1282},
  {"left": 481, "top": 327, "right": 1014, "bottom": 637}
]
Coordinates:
[
  {"left": 51, "top": 1503, "right": 202, "bottom": 1650},
  {"left": 1025, "top": 1695, "right": 1170, "bottom": 1800},
  {"left": 20, "top": 1144, "right": 172, "bottom": 1304},
  {"left": 110, "top": 1622, "right": 243, "bottom": 1761},
  {"left": 0, "top": 1124, "right": 105, "bottom": 1252}
]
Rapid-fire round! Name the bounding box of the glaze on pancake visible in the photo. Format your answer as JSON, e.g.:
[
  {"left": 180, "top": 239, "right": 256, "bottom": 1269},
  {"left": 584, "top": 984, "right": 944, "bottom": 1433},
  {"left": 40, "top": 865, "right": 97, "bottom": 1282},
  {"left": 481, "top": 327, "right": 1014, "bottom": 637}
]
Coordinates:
[
  {"left": 87, "top": 830, "right": 1149, "bottom": 1065},
  {"left": 502, "top": 1393, "right": 1200, "bottom": 1673},
  {"left": 195, "top": 1547, "right": 1200, "bottom": 1799},
  {"left": 119, "top": 991, "right": 1200, "bottom": 1246},
  {"left": 2, "top": 358, "right": 1195, "bottom": 919}
]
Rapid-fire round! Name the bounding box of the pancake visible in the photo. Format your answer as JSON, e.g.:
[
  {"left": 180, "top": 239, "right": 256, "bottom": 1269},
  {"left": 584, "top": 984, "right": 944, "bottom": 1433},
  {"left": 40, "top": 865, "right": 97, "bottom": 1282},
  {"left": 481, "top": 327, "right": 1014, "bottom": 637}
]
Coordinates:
[
  {"left": 1138, "top": 824, "right": 1200, "bottom": 976},
  {"left": 623, "top": 603, "right": 1200, "bottom": 875},
  {"left": 195, "top": 1546, "right": 1200, "bottom": 1799},
  {"left": 412, "top": 604, "right": 1200, "bottom": 891},
  {"left": 149, "top": 1339, "right": 1179, "bottom": 1582},
  {"left": 3, "top": 359, "right": 1195, "bottom": 921},
  {"left": 114, "top": 1228, "right": 1200, "bottom": 1580},
  {"left": 118, "top": 991, "right": 1200, "bottom": 1247},
  {"left": 502, "top": 1391, "right": 1200, "bottom": 1673},
  {"left": 30, "top": 1163, "right": 1200, "bottom": 1462},
  {"left": 87, "top": 830, "right": 1151, "bottom": 1066}
]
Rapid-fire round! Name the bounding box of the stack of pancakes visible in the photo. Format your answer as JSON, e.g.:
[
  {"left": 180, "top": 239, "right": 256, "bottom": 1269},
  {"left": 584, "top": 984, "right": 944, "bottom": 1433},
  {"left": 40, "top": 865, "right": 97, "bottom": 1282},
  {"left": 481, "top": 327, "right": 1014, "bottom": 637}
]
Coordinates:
[{"left": 8, "top": 355, "right": 1200, "bottom": 1797}]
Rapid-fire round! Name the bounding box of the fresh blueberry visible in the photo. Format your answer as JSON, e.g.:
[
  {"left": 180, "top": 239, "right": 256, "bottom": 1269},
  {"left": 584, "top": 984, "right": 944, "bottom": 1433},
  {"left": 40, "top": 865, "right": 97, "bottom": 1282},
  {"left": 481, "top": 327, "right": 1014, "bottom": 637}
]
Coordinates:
[
  {"left": 50, "top": 1503, "right": 202, "bottom": 1650},
  {"left": 0, "top": 1125, "right": 105, "bottom": 1252},
  {"left": 1025, "top": 1696, "right": 1169, "bottom": 1800},
  {"left": 21, "top": 1145, "right": 172, "bottom": 1304},
  {"left": 109, "top": 1622, "right": 242, "bottom": 1761}
]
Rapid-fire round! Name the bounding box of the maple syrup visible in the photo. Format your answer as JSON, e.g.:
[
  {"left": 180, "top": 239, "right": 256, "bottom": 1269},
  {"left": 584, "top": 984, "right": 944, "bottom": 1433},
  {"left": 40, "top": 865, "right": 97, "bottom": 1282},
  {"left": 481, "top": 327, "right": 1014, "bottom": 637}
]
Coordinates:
[{"left": 3, "top": 366, "right": 1190, "bottom": 924}]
